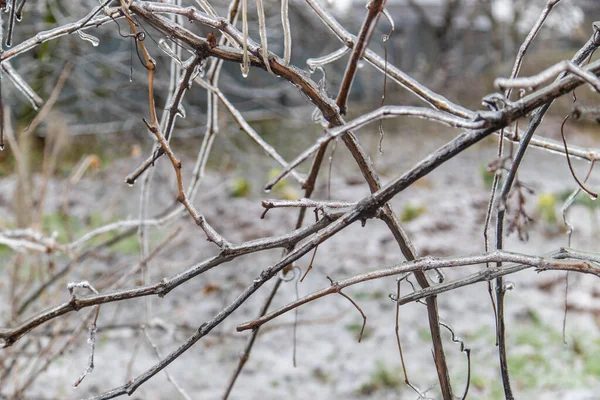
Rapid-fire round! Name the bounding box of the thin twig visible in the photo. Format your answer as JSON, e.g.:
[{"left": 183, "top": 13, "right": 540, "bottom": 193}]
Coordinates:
[
  {"left": 336, "top": 0, "right": 387, "bottom": 114},
  {"left": 559, "top": 112, "right": 598, "bottom": 199},
  {"left": 222, "top": 278, "right": 282, "bottom": 400},
  {"left": 237, "top": 249, "right": 599, "bottom": 331}
]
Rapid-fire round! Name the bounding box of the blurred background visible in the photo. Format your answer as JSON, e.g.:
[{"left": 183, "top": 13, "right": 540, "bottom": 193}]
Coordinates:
[{"left": 1, "top": 0, "right": 599, "bottom": 166}]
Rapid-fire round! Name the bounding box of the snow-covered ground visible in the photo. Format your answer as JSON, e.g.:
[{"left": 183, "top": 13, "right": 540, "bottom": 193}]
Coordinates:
[{"left": 2, "top": 116, "right": 600, "bottom": 400}]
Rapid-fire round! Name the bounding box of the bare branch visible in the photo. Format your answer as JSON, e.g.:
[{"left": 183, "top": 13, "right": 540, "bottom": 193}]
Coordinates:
[{"left": 237, "top": 249, "right": 600, "bottom": 331}]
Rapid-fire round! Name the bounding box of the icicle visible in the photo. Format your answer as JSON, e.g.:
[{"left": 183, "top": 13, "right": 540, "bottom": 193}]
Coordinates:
[
  {"left": 77, "top": 31, "right": 100, "bottom": 47},
  {"left": 378, "top": 121, "right": 385, "bottom": 155},
  {"left": 194, "top": 0, "right": 218, "bottom": 17},
  {"left": 241, "top": 0, "right": 249, "bottom": 78},
  {"left": 158, "top": 38, "right": 182, "bottom": 66},
  {"left": 256, "top": 0, "right": 274, "bottom": 75},
  {"left": 311, "top": 107, "right": 328, "bottom": 128},
  {"left": 5, "top": 0, "right": 16, "bottom": 48},
  {"left": 176, "top": 105, "right": 186, "bottom": 119},
  {"left": 281, "top": 0, "right": 291, "bottom": 65}
]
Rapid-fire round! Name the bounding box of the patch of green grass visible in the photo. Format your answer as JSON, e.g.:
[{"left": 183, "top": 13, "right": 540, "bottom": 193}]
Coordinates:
[
  {"left": 311, "top": 367, "right": 331, "bottom": 383},
  {"left": 537, "top": 193, "right": 557, "bottom": 225},
  {"left": 352, "top": 290, "right": 386, "bottom": 301},
  {"left": 99, "top": 335, "right": 110, "bottom": 349},
  {"left": 508, "top": 352, "right": 545, "bottom": 388},
  {"left": 470, "top": 374, "right": 487, "bottom": 390},
  {"left": 400, "top": 202, "right": 426, "bottom": 222},
  {"left": 42, "top": 213, "right": 80, "bottom": 243},
  {"left": 466, "top": 374, "right": 505, "bottom": 399},
  {"left": 0, "top": 244, "right": 13, "bottom": 261},
  {"left": 526, "top": 309, "right": 543, "bottom": 326},
  {"left": 110, "top": 233, "right": 140, "bottom": 254},
  {"left": 267, "top": 169, "right": 300, "bottom": 200},
  {"left": 583, "top": 349, "right": 600, "bottom": 376},
  {"left": 559, "top": 189, "right": 600, "bottom": 210},
  {"left": 462, "top": 313, "right": 600, "bottom": 397},
  {"left": 417, "top": 327, "right": 432, "bottom": 342},
  {"left": 358, "top": 361, "right": 402, "bottom": 395},
  {"left": 463, "top": 325, "right": 494, "bottom": 341},
  {"left": 39, "top": 211, "right": 139, "bottom": 255},
  {"left": 480, "top": 164, "right": 501, "bottom": 190},
  {"left": 508, "top": 322, "right": 599, "bottom": 391},
  {"left": 353, "top": 291, "right": 370, "bottom": 300},
  {"left": 83, "top": 213, "right": 139, "bottom": 254},
  {"left": 229, "top": 177, "right": 252, "bottom": 198},
  {"left": 579, "top": 337, "right": 600, "bottom": 378},
  {"left": 0, "top": 155, "right": 16, "bottom": 177},
  {"left": 345, "top": 323, "right": 373, "bottom": 341},
  {"left": 490, "top": 381, "right": 505, "bottom": 399}
]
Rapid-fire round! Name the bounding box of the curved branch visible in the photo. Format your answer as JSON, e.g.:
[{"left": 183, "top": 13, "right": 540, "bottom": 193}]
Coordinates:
[{"left": 237, "top": 249, "right": 599, "bottom": 331}]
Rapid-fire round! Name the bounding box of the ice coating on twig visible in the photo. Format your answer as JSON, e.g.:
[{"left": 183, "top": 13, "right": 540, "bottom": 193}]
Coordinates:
[
  {"left": 281, "top": 0, "right": 291, "bottom": 65},
  {"left": 306, "top": 47, "right": 349, "bottom": 73},
  {"left": 194, "top": 0, "right": 218, "bottom": 17},
  {"left": 381, "top": 8, "right": 394, "bottom": 42},
  {"left": 158, "top": 38, "right": 182, "bottom": 66},
  {"left": 241, "top": 0, "right": 249, "bottom": 77},
  {"left": 2, "top": 62, "right": 43, "bottom": 110},
  {"left": 256, "top": 0, "right": 273, "bottom": 75}
]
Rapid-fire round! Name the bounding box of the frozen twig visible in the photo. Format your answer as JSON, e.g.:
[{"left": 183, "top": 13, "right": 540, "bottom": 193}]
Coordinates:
[
  {"left": 0, "top": 213, "right": 342, "bottom": 347},
  {"left": 194, "top": 77, "right": 306, "bottom": 186},
  {"left": 503, "top": 0, "right": 562, "bottom": 100},
  {"left": 261, "top": 198, "right": 356, "bottom": 211},
  {"left": 303, "top": 0, "right": 475, "bottom": 119},
  {"left": 5, "top": 3, "right": 600, "bottom": 399},
  {"left": 571, "top": 105, "right": 600, "bottom": 121},
  {"left": 489, "top": 22, "right": 600, "bottom": 398},
  {"left": 237, "top": 249, "right": 600, "bottom": 331},
  {"left": 141, "top": 116, "right": 229, "bottom": 248},
  {"left": 1, "top": 0, "right": 119, "bottom": 63},
  {"left": 502, "top": 129, "right": 600, "bottom": 162},
  {"left": 306, "top": 47, "right": 349, "bottom": 72},
  {"left": 559, "top": 111, "right": 598, "bottom": 199},
  {"left": 222, "top": 278, "right": 283, "bottom": 400},
  {"left": 2, "top": 62, "right": 42, "bottom": 110},
  {"left": 125, "top": 55, "right": 204, "bottom": 185},
  {"left": 281, "top": 0, "right": 291, "bottom": 65},
  {"left": 255, "top": 0, "right": 273, "bottom": 75},
  {"left": 336, "top": 0, "right": 387, "bottom": 114},
  {"left": 142, "top": 328, "right": 193, "bottom": 400},
  {"left": 265, "top": 105, "right": 487, "bottom": 190},
  {"left": 496, "top": 60, "right": 600, "bottom": 93},
  {"left": 68, "top": 281, "right": 100, "bottom": 388}
]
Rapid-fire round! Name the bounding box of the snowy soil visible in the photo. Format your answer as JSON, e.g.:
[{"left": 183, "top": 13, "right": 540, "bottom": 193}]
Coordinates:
[{"left": 2, "top": 117, "right": 600, "bottom": 400}]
